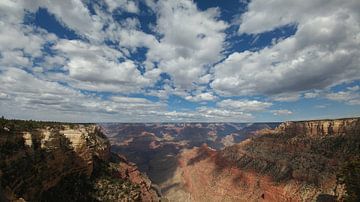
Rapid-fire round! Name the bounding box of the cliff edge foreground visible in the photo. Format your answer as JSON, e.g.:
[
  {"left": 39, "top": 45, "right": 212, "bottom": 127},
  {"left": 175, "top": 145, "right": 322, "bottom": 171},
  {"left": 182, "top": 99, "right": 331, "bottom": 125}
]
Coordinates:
[{"left": 0, "top": 119, "right": 160, "bottom": 201}]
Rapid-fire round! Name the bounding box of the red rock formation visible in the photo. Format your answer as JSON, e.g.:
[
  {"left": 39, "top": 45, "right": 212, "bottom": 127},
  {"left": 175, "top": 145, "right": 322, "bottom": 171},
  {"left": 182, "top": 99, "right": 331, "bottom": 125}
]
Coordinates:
[
  {"left": 165, "top": 118, "right": 360, "bottom": 201},
  {"left": 0, "top": 123, "right": 160, "bottom": 201},
  {"left": 115, "top": 154, "right": 160, "bottom": 201},
  {"left": 276, "top": 118, "right": 360, "bottom": 137}
]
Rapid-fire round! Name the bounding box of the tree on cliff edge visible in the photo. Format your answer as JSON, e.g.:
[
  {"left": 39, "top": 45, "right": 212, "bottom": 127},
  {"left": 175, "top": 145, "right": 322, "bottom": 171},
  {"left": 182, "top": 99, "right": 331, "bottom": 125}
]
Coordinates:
[{"left": 337, "top": 157, "right": 360, "bottom": 201}]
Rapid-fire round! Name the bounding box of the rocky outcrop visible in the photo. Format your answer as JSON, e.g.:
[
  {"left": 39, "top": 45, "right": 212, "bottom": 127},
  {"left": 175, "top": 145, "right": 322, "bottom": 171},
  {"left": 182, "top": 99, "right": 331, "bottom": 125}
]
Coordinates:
[
  {"left": 168, "top": 118, "right": 360, "bottom": 201},
  {"left": 113, "top": 154, "right": 161, "bottom": 201},
  {"left": 0, "top": 121, "right": 159, "bottom": 201},
  {"left": 276, "top": 118, "right": 360, "bottom": 137}
]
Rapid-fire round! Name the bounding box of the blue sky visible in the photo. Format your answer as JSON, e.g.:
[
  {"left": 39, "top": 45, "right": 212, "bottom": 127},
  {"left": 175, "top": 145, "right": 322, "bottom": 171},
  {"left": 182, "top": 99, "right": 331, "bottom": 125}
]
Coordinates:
[{"left": 0, "top": 0, "right": 359, "bottom": 122}]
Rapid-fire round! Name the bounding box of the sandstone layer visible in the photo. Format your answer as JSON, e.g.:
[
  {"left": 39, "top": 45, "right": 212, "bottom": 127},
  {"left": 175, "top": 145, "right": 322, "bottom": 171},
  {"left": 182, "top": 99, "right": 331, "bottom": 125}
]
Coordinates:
[
  {"left": 165, "top": 118, "right": 360, "bottom": 201},
  {"left": 0, "top": 120, "right": 159, "bottom": 201}
]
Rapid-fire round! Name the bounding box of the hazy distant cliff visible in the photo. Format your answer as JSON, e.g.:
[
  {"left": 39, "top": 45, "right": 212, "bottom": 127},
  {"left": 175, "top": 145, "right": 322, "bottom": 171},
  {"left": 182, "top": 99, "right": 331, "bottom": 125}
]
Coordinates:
[
  {"left": 170, "top": 118, "right": 360, "bottom": 201},
  {"left": 276, "top": 118, "right": 360, "bottom": 137},
  {"left": 0, "top": 120, "right": 159, "bottom": 201}
]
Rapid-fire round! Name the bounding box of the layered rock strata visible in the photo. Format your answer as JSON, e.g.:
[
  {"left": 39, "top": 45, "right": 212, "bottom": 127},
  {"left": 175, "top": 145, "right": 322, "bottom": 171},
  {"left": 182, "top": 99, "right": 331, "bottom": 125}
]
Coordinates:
[
  {"left": 0, "top": 122, "right": 159, "bottom": 201},
  {"left": 167, "top": 118, "right": 360, "bottom": 201}
]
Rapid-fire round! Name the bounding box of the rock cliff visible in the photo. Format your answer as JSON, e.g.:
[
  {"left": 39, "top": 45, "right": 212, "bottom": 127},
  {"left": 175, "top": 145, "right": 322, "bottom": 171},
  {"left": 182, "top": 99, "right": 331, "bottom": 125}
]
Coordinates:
[
  {"left": 169, "top": 118, "right": 360, "bottom": 201},
  {"left": 275, "top": 118, "right": 360, "bottom": 137},
  {"left": 0, "top": 120, "right": 159, "bottom": 201}
]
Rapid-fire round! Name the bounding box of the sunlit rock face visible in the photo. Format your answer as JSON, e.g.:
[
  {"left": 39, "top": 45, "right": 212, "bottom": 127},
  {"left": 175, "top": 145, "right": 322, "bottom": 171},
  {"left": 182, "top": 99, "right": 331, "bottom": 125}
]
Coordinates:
[
  {"left": 276, "top": 118, "right": 360, "bottom": 137},
  {"left": 162, "top": 118, "right": 360, "bottom": 201},
  {"left": 0, "top": 123, "right": 159, "bottom": 201}
]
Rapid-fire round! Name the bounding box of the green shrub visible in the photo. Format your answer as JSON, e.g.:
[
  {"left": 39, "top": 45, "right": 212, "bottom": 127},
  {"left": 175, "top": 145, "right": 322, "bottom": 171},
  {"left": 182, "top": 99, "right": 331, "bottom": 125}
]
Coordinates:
[{"left": 337, "top": 157, "right": 360, "bottom": 201}]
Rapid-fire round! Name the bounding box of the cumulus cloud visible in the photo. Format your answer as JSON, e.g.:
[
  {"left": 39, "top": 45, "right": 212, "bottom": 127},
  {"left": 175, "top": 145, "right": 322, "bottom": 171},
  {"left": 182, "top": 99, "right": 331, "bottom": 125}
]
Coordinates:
[
  {"left": 325, "top": 85, "right": 360, "bottom": 105},
  {"left": 196, "top": 107, "right": 254, "bottom": 122},
  {"left": 238, "top": 0, "right": 360, "bottom": 34},
  {"left": 314, "top": 105, "right": 327, "bottom": 109},
  {"left": 217, "top": 99, "right": 272, "bottom": 111},
  {"left": 145, "top": 0, "right": 228, "bottom": 90},
  {"left": 50, "top": 39, "right": 155, "bottom": 92},
  {"left": 0, "top": 0, "right": 103, "bottom": 43},
  {"left": 271, "top": 109, "right": 293, "bottom": 116},
  {"left": 212, "top": 0, "right": 360, "bottom": 96},
  {"left": 0, "top": 1, "right": 58, "bottom": 69},
  {"left": 271, "top": 93, "right": 301, "bottom": 102},
  {"left": 299, "top": 85, "right": 360, "bottom": 105},
  {"left": 304, "top": 92, "right": 320, "bottom": 99},
  {"left": 105, "top": 0, "right": 139, "bottom": 13},
  {"left": 23, "top": 0, "right": 160, "bottom": 94},
  {"left": 0, "top": 0, "right": 359, "bottom": 122},
  {"left": 0, "top": 67, "right": 253, "bottom": 122},
  {"left": 0, "top": 68, "right": 166, "bottom": 122},
  {"left": 185, "top": 92, "right": 217, "bottom": 102}
]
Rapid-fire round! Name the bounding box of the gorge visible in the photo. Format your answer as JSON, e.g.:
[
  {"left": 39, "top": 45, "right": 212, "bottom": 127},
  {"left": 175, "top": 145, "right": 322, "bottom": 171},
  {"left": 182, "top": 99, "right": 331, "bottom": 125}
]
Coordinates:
[
  {"left": 0, "top": 119, "right": 160, "bottom": 201},
  {"left": 0, "top": 117, "right": 359, "bottom": 201}
]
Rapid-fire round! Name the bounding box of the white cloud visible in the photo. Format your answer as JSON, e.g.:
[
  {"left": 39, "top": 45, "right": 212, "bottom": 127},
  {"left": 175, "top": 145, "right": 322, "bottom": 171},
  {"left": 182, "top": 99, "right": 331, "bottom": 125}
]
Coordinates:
[
  {"left": 238, "top": 0, "right": 360, "bottom": 34},
  {"left": 0, "top": 1, "right": 58, "bottom": 69},
  {"left": 212, "top": 0, "right": 360, "bottom": 96},
  {"left": 115, "top": 23, "right": 159, "bottom": 53},
  {"left": 164, "top": 98, "right": 273, "bottom": 122},
  {"left": 0, "top": 67, "right": 254, "bottom": 122},
  {"left": 12, "top": 1, "right": 162, "bottom": 94},
  {"left": 38, "top": 0, "right": 105, "bottom": 42},
  {"left": 271, "top": 93, "right": 301, "bottom": 102},
  {"left": 111, "top": 96, "right": 152, "bottom": 104},
  {"left": 54, "top": 39, "right": 121, "bottom": 60},
  {"left": 0, "top": 68, "right": 167, "bottom": 122},
  {"left": 0, "top": 92, "right": 10, "bottom": 100},
  {"left": 185, "top": 92, "right": 217, "bottom": 102},
  {"left": 0, "top": 0, "right": 102, "bottom": 43},
  {"left": 105, "top": 0, "right": 139, "bottom": 13},
  {"left": 271, "top": 109, "right": 293, "bottom": 116},
  {"left": 2, "top": 0, "right": 136, "bottom": 44},
  {"left": 217, "top": 99, "right": 272, "bottom": 111},
  {"left": 197, "top": 107, "right": 254, "bottom": 122},
  {"left": 108, "top": 0, "right": 230, "bottom": 98},
  {"left": 304, "top": 92, "right": 319, "bottom": 99},
  {"left": 347, "top": 85, "right": 360, "bottom": 91},
  {"left": 1, "top": 0, "right": 359, "bottom": 122},
  {"left": 51, "top": 39, "right": 153, "bottom": 92},
  {"left": 67, "top": 58, "right": 146, "bottom": 85},
  {"left": 314, "top": 105, "right": 327, "bottom": 109},
  {"left": 0, "top": 50, "right": 31, "bottom": 67},
  {"left": 145, "top": 0, "right": 228, "bottom": 90},
  {"left": 325, "top": 86, "right": 360, "bottom": 105}
]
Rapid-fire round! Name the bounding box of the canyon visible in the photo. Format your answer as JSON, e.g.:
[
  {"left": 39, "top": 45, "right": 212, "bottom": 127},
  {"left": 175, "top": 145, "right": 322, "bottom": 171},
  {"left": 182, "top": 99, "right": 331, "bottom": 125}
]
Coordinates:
[
  {"left": 103, "top": 118, "right": 360, "bottom": 201},
  {"left": 1, "top": 118, "right": 359, "bottom": 201},
  {"left": 102, "top": 123, "right": 279, "bottom": 186},
  {"left": 0, "top": 120, "right": 160, "bottom": 201},
  {"left": 168, "top": 118, "right": 360, "bottom": 201}
]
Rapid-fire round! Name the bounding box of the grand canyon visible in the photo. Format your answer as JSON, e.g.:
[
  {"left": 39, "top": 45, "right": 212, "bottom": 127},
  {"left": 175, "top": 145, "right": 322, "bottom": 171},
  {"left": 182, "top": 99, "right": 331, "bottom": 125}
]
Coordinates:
[
  {"left": 1, "top": 117, "right": 359, "bottom": 201},
  {"left": 1, "top": 0, "right": 360, "bottom": 201}
]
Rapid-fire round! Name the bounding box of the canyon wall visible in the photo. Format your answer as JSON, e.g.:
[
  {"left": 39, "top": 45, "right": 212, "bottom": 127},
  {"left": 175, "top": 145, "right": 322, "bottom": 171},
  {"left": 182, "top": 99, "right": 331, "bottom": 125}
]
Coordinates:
[
  {"left": 169, "top": 118, "right": 360, "bottom": 201},
  {"left": 276, "top": 118, "right": 360, "bottom": 137},
  {"left": 0, "top": 122, "right": 159, "bottom": 201}
]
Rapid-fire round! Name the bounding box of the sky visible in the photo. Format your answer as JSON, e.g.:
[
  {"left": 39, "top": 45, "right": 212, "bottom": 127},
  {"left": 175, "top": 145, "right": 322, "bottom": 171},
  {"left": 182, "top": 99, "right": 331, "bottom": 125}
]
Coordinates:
[{"left": 0, "top": 0, "right": 359, "bottom": 122}]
